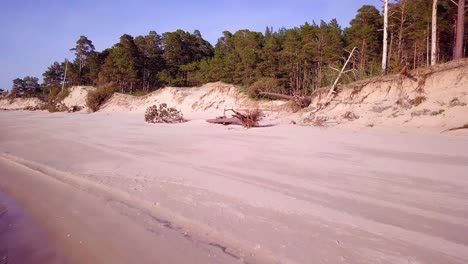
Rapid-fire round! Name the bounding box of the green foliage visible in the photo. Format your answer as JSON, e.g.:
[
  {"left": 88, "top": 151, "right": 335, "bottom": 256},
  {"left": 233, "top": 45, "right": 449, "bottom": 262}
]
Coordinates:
[
  {"left": 86, "top": 84, "right": 117, "bottom": 112},
  {"left": 344, "top": 5, "right": 382, "bottom": 77},
  {"left": 43, "top": 62, "right": 64, "bottom": 88},
  {"left": 9, "top": 76, "right": 41, "bottom": 98},
  {"left": 99, "top": 34, "right": 141, "bottom": 92},
  {"left": 70, "top": 36, "right": 96, "bottom": 85}
]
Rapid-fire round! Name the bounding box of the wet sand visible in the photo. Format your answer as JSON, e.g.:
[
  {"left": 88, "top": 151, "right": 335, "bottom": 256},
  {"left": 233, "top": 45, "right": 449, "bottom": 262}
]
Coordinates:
[
  {"left": 1, "top": 111, "right": 468, "bottom": 263},
  {"left": 0, "top": 158, "right": 238, "bottom": 264},
  {"left": 0, "top": 190, "right": 65, "bottom": 264}
]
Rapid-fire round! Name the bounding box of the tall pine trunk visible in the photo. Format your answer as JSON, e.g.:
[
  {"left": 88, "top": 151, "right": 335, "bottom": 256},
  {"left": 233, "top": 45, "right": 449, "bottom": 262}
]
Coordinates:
[
  {"left": 431, "top": 0, "right": 438, "bottom": 65},
  {"left": 453, "top": 0, "right": 465, "bottom": 60}
]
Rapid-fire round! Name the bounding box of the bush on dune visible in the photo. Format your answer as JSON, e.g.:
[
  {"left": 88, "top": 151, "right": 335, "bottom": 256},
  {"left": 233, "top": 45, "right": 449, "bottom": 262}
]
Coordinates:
[
  {"left": 43, "top": 86, "right": 70, "bottom": 112},
  {"left": 86, "top": 84, "right": 117, "bottom": 112}
]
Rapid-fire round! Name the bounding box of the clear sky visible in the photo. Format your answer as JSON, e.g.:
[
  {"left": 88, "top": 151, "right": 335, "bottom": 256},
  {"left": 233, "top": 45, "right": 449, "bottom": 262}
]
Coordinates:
[{"left": 0, "top": 0, "right": 379, "bottom": 90}]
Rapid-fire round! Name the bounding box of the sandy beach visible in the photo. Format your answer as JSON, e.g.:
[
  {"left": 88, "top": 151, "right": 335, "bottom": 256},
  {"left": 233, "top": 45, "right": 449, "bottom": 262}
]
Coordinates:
[{"left": 1, "top": 110, "right": 468, "bottom": 263}]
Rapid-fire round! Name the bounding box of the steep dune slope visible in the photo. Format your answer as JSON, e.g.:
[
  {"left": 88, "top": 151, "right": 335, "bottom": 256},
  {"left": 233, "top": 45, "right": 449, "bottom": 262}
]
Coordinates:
[
  {"left": 62, "top": 86, "right": 95, "bottom": 110},
  {"left": 299, "top": 60, "right": 468, "bottom": 130}
]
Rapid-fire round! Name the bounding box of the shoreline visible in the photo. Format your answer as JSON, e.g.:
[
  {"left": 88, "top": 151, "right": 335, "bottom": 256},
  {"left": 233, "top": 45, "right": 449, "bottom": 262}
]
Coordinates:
[
  {"left": 0, "top": 189, "right": 65, "bottom": 264},
  {"left": 0, "top": 156, "right": 242, "bottom": 264}
]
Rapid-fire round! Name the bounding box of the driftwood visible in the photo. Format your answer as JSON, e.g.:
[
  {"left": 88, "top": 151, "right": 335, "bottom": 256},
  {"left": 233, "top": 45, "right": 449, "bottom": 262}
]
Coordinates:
[
  {"left": 207, "top": 109, "right": 263, "bottom": 128},
  {"left": 206, "top": 117, "right": 241, "bottom": 125}
]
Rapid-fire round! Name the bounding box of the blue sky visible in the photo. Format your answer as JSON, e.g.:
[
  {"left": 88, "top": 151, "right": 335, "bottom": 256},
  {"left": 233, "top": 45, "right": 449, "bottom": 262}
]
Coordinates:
[{"left": 0, "top": 0, "right": 379, "bottom": 90}]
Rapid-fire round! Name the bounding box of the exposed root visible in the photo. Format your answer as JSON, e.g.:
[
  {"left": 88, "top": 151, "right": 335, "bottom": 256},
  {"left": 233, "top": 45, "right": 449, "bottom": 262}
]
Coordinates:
[
  {"left": 441, "top": 123, "right": 468, "bottom": 133},
  {"left": 207, "top": 108, "right": 264, "bottom": 128}
]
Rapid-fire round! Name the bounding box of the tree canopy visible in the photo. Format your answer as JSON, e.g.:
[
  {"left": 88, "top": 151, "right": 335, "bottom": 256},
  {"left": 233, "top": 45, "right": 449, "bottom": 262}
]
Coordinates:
[{"left": 10, "top": 0, "right": 468, "bottom": 98}]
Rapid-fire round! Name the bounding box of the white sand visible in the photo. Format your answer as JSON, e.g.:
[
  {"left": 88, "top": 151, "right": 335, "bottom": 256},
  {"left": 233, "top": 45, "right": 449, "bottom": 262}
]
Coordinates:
[
  {"left": 1, "top": 111, "right": 467, "bottom": 264},
  {"left": 62, "top": 86, "right": 94, "bottom": 110}
]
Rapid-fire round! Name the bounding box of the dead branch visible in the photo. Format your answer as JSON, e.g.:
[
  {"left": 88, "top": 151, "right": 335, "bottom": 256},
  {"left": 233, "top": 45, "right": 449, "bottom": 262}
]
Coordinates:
[{"left": 324, "top": 47, "right": 357, "bottom": 106}]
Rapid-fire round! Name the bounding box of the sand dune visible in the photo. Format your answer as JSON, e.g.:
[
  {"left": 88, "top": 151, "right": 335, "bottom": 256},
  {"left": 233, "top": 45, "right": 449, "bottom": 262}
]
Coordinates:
[
  {"left": 1, "top": 111, "right": 467, "bottom": 263},
  {"left": 1, "top": 60, "right": 467, "bottom": 131}
]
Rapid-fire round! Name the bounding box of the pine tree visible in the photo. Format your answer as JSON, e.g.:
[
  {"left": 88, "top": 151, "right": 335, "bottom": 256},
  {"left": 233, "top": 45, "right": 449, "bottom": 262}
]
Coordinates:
[
  {"left": 135, "top": 31, "right": 165, "bottom": 90},
  {"left": 70, "top": 36, "right": 95, "bottom": 85},
  {"left": 10, "top": 77, "right": 40, "bottom": 98},
  {"left": 43, "top": 62, "right": 65, "bottom": 89},
  {"left": 99, "top": 34, "right": 142, "bottom": 92},
  {"left": 344, "top": 5, "right": 383, "bottom": 76}
]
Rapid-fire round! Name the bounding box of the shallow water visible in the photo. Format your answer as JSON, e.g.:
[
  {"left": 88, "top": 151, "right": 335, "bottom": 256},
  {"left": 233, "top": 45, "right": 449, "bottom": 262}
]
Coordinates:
[{"left": 0, "top": 190, "right": 65, "bottom": 264}]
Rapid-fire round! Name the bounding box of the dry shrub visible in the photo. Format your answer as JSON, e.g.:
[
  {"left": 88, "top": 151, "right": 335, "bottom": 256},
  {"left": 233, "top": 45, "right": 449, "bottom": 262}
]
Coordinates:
[
  {"left": 247, "top": 78, "right": 283, "bottom": 99},
  {"left": 236, "top": 109, "right": 263, "bottom": 128},
  {"left": 411, "top": 109, "right": 431, "bottom": 117},
  {"left": 371, "top": 105, "right": 392, "bottom": 113},
  {"left": 145, "top": 103, "right": 186, "bottom": 123},
  {"left": 342, "top": 111, "right": 359, "bottom": 121},
  {"left": 86, "top": 84, "right": 117, "bottom": 112},
  {"left": 55, "top": 88, "right": 70, "bottom": 102},
  {"left": 396, "top": 97, "right": 412, "bottom": 109},
  {"left": 302, "top": 114, "right": 328, "bottom": 127},
  {"left": 45, "top": 102, "right": 66, "bottom": 112},
  {"left": 69, "top": 105, "right": 84, "bottom": 112},
  {"left": 449, "top": 97, "right": 466, "bottom": 107},
  {"left": 312, "top": 116, "right": 328, "bottom": 127},
  {"left": 431, "top": 109, "right": 445, "bottom": 116},
  {"left": 410, "top": 96, "right": 427, "bottom": 107},
  {"left": 23, "top": 105, "right": 41, "bottom": 111},
  {"left": 44, "top": 87, "right": 70, "bottom": 112}
]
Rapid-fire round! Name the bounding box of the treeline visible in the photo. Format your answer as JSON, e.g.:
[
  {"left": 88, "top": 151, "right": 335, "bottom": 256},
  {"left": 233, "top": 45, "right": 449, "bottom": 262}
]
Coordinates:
[{"left": 8, "top": 0, "right": 468, "bottom": 99}]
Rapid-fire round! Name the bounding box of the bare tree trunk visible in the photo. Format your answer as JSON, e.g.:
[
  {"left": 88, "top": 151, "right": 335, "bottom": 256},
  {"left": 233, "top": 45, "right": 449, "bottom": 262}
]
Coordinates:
[
  {"left": 324, "top": 47, "right": 357, "bottom": 105},
  {"left": 431, "top": 0, "right": 438, "bottom": 65},
  {"left": 454, "top": 0, "right": 465, "bottom": 60},
  {"left": 397, "top": 2, "right": 407, "bottom": 65},
  {"left": 389, "top": 31, "right": 394, "bottom": 69},
  {"left": 382, "top": 0, "right": 389, "bottom": 73},
  {"left": 360, "top": 40, "right": 366, "bottom": 74},
  {"left": 426, "top": 26, "right": 430, "bottom": 65},
  {"left": 62, "top": 61, "right": 68, "bottom": 91}
]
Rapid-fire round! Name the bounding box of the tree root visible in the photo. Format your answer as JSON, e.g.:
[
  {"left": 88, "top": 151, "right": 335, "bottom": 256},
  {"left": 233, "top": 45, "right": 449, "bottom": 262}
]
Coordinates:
[{"left": 441, "top": 123, "right": 468, "bottom": 133}]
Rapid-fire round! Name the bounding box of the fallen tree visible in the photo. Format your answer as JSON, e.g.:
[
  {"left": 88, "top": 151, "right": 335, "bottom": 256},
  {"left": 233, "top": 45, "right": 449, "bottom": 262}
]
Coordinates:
[
  {"left": 259, "top": 92, "right": 311, "bottom": 112},
  {"left": 207, "top": 108, "right": 263, "bottom": 128},
  {"left": 258, "top": 48, "right": 357, "bottom": 112}
]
